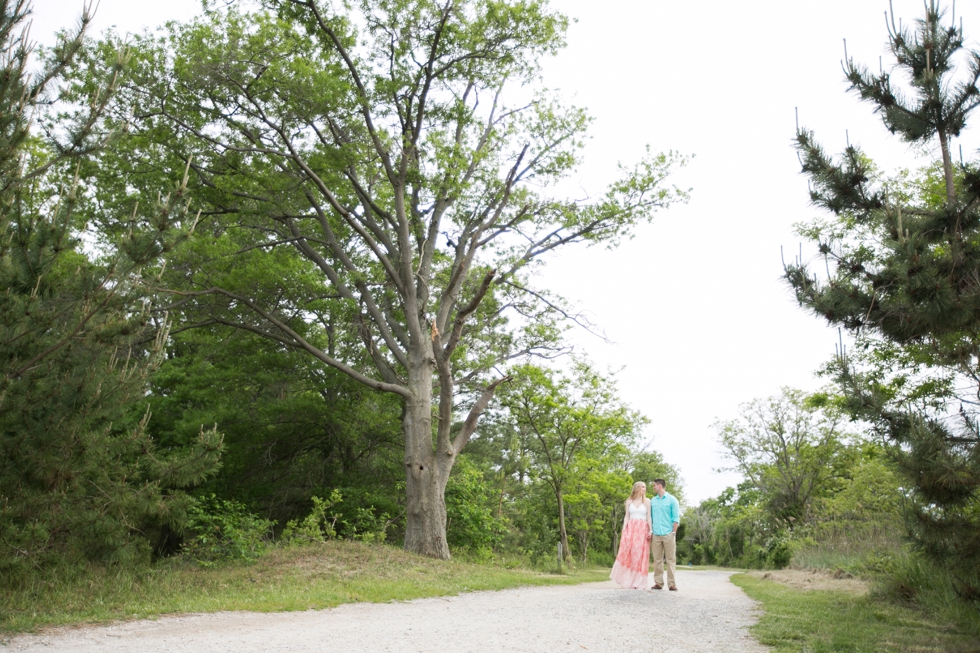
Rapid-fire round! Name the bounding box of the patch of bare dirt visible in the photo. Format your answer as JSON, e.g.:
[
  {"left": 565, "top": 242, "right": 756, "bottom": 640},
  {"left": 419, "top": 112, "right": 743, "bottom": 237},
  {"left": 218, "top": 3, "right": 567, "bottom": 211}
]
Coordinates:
[{"left": 748, "top": 568, "right": 869, "bottom": 594}]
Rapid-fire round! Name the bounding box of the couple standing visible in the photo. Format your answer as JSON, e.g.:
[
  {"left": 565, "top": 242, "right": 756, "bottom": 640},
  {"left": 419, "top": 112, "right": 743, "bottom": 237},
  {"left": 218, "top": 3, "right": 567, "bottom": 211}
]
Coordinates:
[{"left": 609, "top": 479, "right": 680, "bottom": 591}]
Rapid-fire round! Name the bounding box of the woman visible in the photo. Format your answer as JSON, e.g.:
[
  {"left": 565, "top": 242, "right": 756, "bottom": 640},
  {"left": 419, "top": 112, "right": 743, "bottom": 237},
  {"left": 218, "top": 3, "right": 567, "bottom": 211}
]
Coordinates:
[{"left": 609, "top": 481, "right": 652, "bottom": 589}]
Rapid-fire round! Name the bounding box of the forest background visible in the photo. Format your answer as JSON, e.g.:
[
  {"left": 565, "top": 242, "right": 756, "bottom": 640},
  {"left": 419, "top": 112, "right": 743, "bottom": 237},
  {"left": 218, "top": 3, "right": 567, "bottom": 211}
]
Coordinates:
[{"left": 2, "top": 0, "right": 979, "bottom": 637}]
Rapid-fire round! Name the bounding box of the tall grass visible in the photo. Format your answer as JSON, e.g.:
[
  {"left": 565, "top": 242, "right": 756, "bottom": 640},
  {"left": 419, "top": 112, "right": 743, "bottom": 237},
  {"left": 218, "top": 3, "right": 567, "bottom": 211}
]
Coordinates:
[
  {"left": 880, "top": 554, "right": 980, "bottom": 635},
  {"left": 788, "top": 527, "right": 980, "bottom": 643},
  {"left": 734, "top": 573, "right": 980, "bottom": 653},
  {"left": 790, "top": 531, "right": 901, "bottom": 574}
]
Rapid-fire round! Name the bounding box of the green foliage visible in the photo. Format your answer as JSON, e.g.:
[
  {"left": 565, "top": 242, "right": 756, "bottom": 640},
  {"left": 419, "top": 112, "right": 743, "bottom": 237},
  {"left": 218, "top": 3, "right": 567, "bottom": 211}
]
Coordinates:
[
  {"left": 688, "top": 452, "right": 907, "bottom": 571},
  {"left": 445, "top": 456, "right": 505, "bottom": 554},
  {"left": 146, "top": 324, "right": 403, "bottom": 533},
  {"left": 184, "top": 486, "right": 394, "bottom": 563},
  {"left": 498, "top": 361, "right": 647, "bottom": 563},
  {"left": 715, "top": 388, "right": 857, "bottom": 527},
  {"left": 564, "top": 464, "right": 631, "bottom": 565},
  {"left": 806, "top": 446, "right": 903, "bottom": 538},
  {"left": 142, "top": 322, "right": 661, "bottom": 565},
  {"left": 71, "top": 0, "right": 687, "bottom": 557},
  {"left": 2, "top": 0, "right": 689, "bottom": 573},
  {"left": 181, "top": 495, "right": 275, "bottom": 566},
  {"left": 629, "top": 450, "right": 685, "bottom": 506},
  {"left": 339, "top": 504, "right": 393, "bottom": 544},
  {"left": 280, "top": 490, "right": 343, "bottom": 546},
  {"left": 786, "top": 1, "right": 980, "bottom": 600},
  {"left": 447, "top": 361, "right": 677, "bottom": 566},
  {"left": 685, "top": 390, "right": 905, "bottom": 571},
  {"left": 681, "top": 482, "right": 779, "bottom": 569},
  {"left": 0, "top": 0, "right": 221, "bottom": 574}
]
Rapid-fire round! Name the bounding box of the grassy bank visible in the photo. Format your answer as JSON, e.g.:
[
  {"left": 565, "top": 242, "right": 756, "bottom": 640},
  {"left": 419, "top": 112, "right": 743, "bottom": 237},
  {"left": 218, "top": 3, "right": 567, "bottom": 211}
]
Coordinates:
[
  {"left": 0, "top": 541, "right": 607, "bottom": 635},
  {"left": 732, "top": 572, "right": 980, "bottom": 653}
]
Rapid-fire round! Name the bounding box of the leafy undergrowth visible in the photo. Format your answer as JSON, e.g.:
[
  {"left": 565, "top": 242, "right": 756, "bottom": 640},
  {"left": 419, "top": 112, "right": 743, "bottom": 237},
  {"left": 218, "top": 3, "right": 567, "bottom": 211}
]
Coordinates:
[
  {"left": 733, "top": 573, "right": 980, "bottom": 653},
  {"left": 0, "top": 541, "right": 608, "bottom": 635}
]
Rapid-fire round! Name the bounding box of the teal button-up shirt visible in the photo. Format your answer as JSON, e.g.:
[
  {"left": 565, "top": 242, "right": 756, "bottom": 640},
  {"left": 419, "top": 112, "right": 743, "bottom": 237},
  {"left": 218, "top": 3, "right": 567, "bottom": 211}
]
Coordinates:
[{"left": 650, "top": 492, "right": 680, "bottom": 536}]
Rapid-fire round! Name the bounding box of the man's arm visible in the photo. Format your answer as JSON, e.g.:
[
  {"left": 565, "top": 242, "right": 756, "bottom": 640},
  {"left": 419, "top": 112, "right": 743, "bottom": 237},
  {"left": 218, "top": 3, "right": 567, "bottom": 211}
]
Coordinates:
[{"left": 671, "top": 496, "right": 680, "bottom": 534}]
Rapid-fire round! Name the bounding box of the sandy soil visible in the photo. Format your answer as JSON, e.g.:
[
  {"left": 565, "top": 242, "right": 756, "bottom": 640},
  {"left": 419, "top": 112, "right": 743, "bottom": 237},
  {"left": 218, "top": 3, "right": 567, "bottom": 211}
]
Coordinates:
[
  {"left": 747, "top": 568, "right": 869, "bottom": 595},
  {"left": 2, "top": 569, "right": 769, "bottom": 652}
]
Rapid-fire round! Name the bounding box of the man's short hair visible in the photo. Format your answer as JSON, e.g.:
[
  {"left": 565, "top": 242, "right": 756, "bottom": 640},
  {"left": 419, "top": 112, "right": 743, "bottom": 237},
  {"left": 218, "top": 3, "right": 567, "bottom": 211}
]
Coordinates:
[{"left": 653, "top": 478, "right": 666, "bottom": 487}]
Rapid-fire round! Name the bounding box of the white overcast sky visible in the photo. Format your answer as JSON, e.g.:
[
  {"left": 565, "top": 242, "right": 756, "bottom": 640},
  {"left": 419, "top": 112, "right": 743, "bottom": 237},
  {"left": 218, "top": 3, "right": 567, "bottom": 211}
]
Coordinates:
[{"left": 32, "top": 0, "right": 980, "bottom": 504}]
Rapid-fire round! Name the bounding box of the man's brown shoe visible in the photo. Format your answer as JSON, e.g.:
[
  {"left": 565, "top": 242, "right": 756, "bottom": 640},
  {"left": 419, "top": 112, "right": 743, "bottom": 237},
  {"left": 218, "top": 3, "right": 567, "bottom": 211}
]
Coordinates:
[
  {"left": 652, "top": 584, "right": 663, "bottom": 590},
  {"left": 668, "top": 585, "right": 678, "bottom": 591}
]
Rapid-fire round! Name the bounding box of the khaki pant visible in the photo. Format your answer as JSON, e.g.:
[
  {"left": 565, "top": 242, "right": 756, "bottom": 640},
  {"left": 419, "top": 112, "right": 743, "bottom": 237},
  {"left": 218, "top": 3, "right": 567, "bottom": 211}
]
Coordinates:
[{"left": 651, "top": 533, "right": 676, "bottom": 587}]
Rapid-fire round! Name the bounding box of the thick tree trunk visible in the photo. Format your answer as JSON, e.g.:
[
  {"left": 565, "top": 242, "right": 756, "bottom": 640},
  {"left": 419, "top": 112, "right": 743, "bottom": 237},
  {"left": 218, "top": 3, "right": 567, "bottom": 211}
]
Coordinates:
[
  {"left": 402, "top": 355, "right": 452, "bottom": 559},
  {"left": 403, "top": 457, "right": 450, "bottom": 558}
]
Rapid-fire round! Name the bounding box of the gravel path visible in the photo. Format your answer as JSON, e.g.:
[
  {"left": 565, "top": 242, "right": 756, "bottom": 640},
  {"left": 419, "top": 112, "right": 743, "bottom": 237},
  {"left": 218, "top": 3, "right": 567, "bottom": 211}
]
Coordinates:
[{"left": 2, "top": 569, "right": 768, "bottom": 652}]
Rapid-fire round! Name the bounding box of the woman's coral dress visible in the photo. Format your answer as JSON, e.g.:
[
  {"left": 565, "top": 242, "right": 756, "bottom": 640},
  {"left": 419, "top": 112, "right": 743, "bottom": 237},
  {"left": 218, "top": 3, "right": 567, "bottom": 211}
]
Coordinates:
[{"left": 610, "top": 501, "right": 650, "bottom": 589}]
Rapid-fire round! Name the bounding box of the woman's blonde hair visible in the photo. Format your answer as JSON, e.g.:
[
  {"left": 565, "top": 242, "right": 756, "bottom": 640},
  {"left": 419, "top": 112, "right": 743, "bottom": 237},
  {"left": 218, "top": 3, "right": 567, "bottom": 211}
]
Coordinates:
[{"left": 627, "top": 481, "right": 646, "bottom": 503}]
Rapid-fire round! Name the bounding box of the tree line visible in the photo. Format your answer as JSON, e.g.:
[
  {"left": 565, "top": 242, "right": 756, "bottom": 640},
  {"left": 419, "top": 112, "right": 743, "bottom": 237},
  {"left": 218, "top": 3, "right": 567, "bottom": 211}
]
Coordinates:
[
  {"left": 0, "top": 0, "right": 686, "bottom": 575},
  {"left": 680, "top": 388, "right": 902, "bottom": 570},
  {"left": 4, "top": 0, "right": 978, "bottom": 613}
]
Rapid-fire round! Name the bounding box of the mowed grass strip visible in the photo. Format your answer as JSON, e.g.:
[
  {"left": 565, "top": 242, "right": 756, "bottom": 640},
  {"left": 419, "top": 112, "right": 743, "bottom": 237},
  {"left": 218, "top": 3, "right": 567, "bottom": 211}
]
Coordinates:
[
  {"left": 0, "top": 541, "right": 608, "bottom": 634},
  {"left": 732, "top": 572, "right": 980, "bottom": 653}
]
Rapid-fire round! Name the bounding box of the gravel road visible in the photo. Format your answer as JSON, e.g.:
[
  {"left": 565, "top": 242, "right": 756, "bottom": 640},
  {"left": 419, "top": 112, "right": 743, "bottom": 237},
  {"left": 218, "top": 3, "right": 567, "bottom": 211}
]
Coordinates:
[{"left": 2, "top": 569, "right": 768, "bottom": 652}]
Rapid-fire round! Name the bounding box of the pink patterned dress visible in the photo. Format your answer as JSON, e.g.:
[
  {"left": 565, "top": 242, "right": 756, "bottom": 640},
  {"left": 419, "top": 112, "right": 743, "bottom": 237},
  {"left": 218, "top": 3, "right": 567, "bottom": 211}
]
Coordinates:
[{"left": 610, "top": 501, "right": 650, "bottom": 589}]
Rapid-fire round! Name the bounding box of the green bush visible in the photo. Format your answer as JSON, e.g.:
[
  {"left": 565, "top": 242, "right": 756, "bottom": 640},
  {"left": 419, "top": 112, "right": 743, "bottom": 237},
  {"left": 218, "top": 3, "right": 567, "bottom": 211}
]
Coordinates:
[
  {"left": 342, "top": 504, "right": 393, "bottom": 543},
  {"left": 284, "top": 489, "right": 392, "bottom": 544},
  {"left": 689, "top": 543, "right": 707, "bottom": 565},
  {"left": 279, "top": 491, "right": 343, "bottom": 546},
  {"left": 445, "top": 456, "right": 505, "bottom": 553},
  {"left": 181, "top": 495, "right": 274, "bottom": 566},
  {"left": 763, "top": 533, "right": 793, "bottom": 569}
]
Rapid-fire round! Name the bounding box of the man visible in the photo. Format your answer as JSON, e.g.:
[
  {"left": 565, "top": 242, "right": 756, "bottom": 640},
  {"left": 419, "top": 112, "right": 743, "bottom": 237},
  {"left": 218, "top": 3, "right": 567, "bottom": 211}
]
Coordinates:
[{"left": 649, "top": 478, "right": 680, "bottom": 591}]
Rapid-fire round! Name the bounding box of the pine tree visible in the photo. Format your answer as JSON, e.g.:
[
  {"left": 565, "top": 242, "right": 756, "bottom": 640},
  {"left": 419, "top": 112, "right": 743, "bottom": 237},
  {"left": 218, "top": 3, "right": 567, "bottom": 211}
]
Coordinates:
[
  {"left": 785, "top": 1, "right": 980, "bottom": 600},
  {"left": 0, "top": 0, "right": 221, "bottom": 574}
]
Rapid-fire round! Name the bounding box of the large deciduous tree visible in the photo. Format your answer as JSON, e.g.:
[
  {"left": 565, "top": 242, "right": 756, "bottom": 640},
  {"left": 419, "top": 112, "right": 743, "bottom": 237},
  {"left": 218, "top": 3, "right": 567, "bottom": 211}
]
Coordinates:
[
  {"left": 99, "top": 0, "right": 687, "bottom": 557},
  {"left": 785, "top": 1, "right": 980, "bottom": 598}
]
